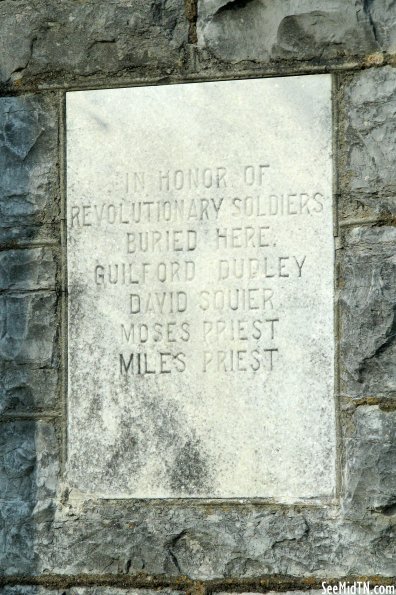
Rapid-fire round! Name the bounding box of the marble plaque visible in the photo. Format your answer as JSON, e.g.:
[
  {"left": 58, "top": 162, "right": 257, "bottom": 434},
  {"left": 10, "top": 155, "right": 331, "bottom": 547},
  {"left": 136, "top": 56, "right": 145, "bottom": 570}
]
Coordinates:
[{"left": 66, "top": 76, "right": 336, "bottom": 500}]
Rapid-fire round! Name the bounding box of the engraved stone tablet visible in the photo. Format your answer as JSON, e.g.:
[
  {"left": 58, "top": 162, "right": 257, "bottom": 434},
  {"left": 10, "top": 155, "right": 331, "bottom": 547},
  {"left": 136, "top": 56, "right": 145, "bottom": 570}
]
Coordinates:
[{"left": 67, "top": 76, "right": 336, "bottom": 500}]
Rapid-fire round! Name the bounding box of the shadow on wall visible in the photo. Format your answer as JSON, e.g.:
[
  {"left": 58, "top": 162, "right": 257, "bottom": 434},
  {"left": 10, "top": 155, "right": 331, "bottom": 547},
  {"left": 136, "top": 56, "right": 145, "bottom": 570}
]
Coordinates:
[{"left": 0, "top": 94, "right": 60, "bottom": 575}]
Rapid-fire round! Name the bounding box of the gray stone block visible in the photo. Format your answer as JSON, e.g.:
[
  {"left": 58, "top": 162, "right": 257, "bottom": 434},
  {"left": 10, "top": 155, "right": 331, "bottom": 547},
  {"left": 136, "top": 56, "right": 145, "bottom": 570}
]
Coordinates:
[
  {"left": 0, "top": 421, "right": 36, "bottom": 501},
  {"left": 0, "top": 0, "right": 188, "bottom": 87},
  {"left": 0, "top": 292, "right": 57, "bottom": 366},
  {"left": 339, "top": 226, "right": 396, "bottom": 397},
  {"left": 34, "top": 498, "right": 395, "bottom": 577},
  {"left": 342, "top": 66, "right": 396, "bottom": 196},
  {"left": 364, "top": 0, "right": 396, "bottom": 53},
  {"left": 0, "top": 248, "right": 56, "bottom": 291},
  {"left": 0, "top": 421, "right": 59, "bottom": 502},
  {"left": 0, "top": 249, "right": 58, "bottom": 414},
  {"left": 0, "top": 422, "right": 58, "bottom": 574},
  {"left": 0, "top": 363, "right": 58, "bottom": 414},
  {"left": 343, "top": 405, "right": 396, "bottom": 515},
  {"left": 197, "top": 0, "right": 378, "bottom": 64},
  {"left": 338, "top": 193, "right": 396, "bottom": 223},
  {"left": 37, "top": 504, "right": 326, "bottom": 576},
  {"left": 0, "top": 500, "right": 36, "bottom": 574},
  {"left": 0, "top": 95, "right": 59, "bottom": 237},
  {"left": 0, "top": 225, "right": 60, "bottom": 249}
]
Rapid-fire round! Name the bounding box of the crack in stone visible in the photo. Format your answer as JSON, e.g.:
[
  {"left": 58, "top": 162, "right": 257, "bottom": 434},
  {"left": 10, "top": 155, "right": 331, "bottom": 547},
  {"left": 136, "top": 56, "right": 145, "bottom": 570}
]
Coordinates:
[
  {"left": 88, "top": 39, "right": 117, "bottom": 50},
  {"left": 166, "top": 529, "right": 188, "bottom": 573},
  {"left": 185, "top": 0, "right": 198, "bottom": 43},
  {"left": 8, "top": 35, "right": 38, "bottom": 82},
  {"left": 358, "top": 303, "right": 396, "bottom": 383}
]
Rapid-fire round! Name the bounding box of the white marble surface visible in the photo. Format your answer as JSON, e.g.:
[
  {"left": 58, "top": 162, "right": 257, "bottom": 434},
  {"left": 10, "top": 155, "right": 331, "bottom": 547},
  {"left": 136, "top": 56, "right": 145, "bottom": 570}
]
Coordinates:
[{"left": 66, "top": 76, "right": 336, "bottom": 500}]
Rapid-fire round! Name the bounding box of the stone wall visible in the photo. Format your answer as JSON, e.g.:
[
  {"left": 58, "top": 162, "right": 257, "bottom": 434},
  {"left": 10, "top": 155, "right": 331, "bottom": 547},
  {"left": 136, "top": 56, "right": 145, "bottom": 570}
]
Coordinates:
[{"left": 0, "top": 0, "right": 395, "bottom": 593}]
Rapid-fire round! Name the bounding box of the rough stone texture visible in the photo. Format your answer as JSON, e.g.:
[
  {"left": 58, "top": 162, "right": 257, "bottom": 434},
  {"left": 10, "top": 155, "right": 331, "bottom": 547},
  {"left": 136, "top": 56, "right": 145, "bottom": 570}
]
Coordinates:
[
  {"left": 23, "top": 401, "right": 395, "bottom": 580},
  {"left": 0, "top": 96, "right": 59, "bottom": 418},
  {"left": 0, "top": 292, "right": 58, "bottom": 366},
  {"left": 0, "top": 421, "right": 59, "bottom": 503},
  {"left": 0, "top": 363, "right": 58, "bottom": 414},
  {"left": 27, "top": 494, "right": 393, "bottom": 578},
  {"left": 0, "top": 248, "right": 56, "bottom": 291},
  {"left": 0, "top": 422, "right": 59, "bottom": 575},
  {"left": 0, "top": 0, "right": 188, "bottom": 87},
  {"left": 197, "top": 0, "right": 380, "bottom": 64},
  {"left": 0, "top": 94, "right": 59, "bottom": 246},
  {"left": 0, "top": 0, "right": 395, "bottom": 588},
  {"left": 342, "top": 66, "right": 396, "bottom": 193},
  {"left": 0, "top": 500, "right": 35, "bottom": 575},
  {"left": 338, "top": 192, "right": 396, "bottom": 223},
  {"left": 343, "top": 405, "right": 396, "bottom": 517},
  {"left": 339, "top": 66, "right": 396, "bottom": 222},
  {"left": 0, "top": 422, "right": 37, "bottom": 501},
  {"left": 0, "top": 248, "right": 58, "bottom": 414},
  {"left": 364, "top": 0, "right": 396, "bottom": 53},
  {"left": 339, "top": 226, "right": 396, "bottom": 398}
]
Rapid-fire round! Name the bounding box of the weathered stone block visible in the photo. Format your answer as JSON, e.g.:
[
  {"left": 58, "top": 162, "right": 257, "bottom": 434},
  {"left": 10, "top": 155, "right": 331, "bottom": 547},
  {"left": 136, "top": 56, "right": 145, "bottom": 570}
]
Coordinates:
[
  {"left": 343, "top": 406, "right": 396, "bottom": 515},
  {"left": 0, "top": 1, "right": 188, "bottom": 87},
  {"left": 0, "top": 420, "right": 58, "bottom": 574},
  {"left": 364, "top": 0, "right": 396, "bottom": 53},
  {"left": 0, "top": 250, "right": 58, "bottom": 415},
  {"left": 0, "top": 421, "right": 59, "bottom": 502},
  {"left": 34, "top": 422, "right": 60, "bottom": 502},
  {"left": 342, "top": 66, "right": 396, "bottom": 196},
  {"left": 37, "top": 495, "right": 395, "bottom": 577},
  {"left": 0, "top": 95, "right": 59, "bottom": 238},
  {"left": 0, "top": 292, "right": 57, "bottom": 366},
  {"left": 197, "top": 0, "right": 378, "bottom": 64},
  {"left": 0, "top": 225, "right": 61, "bottom": 251},
  {"left": 0, "top": 363, "right": 57, "bottom": 414},
  {"left": 338, "top": 193, "right": 396, "bottom": 223},
  {"left": 339, "top": 226, "right": 396, "bottom": 397},
  {"left": 0, "top": 421, "right": 36, "bottom": 501},
  {"left": 0, "top": 248, "right": 56, "bottom": 291},
  {"left": 42, "top": 503, "right": 328, "bottom": 576},
  {"left": 0, "top": 500, "right": 35, "bottom": 574}
]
